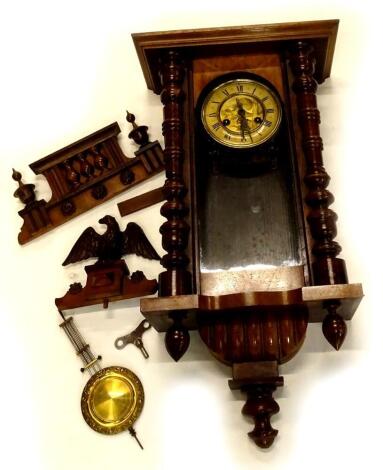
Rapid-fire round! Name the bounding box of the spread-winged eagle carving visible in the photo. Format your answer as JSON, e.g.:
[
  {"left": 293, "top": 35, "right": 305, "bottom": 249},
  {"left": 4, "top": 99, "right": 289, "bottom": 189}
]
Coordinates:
[{"left": 62, "top": 215, "right": 160, "bottom": 266}]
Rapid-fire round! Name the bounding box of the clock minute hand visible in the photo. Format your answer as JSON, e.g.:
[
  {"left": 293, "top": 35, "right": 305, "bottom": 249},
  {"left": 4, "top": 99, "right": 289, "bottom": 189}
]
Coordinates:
[
  {"left": 237, "top": 98, "right": 246, "bottom": 140},
  {"left": 237, "top": 99, "right": 252, "bottom": 141}
]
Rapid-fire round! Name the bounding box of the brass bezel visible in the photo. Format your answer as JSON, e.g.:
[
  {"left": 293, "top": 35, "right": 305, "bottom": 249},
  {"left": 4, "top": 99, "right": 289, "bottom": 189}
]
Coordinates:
[{"left": 201, "top": 78, "right": 282, "bottom": 149}]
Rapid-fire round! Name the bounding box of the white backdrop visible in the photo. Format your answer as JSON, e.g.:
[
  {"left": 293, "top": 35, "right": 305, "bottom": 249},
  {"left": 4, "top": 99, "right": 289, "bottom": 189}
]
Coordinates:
[{"left": 1, "top": 1, "right": 382, "bottom": 469}]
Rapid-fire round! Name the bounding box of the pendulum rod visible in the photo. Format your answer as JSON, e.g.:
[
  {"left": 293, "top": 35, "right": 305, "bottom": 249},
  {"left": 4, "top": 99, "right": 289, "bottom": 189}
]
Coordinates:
[
  {"left": 59, "top": 316, "right": 102, "bottom": 375},
  {"left": 129, "top": 427, "right": 144, "bottom": 449}
]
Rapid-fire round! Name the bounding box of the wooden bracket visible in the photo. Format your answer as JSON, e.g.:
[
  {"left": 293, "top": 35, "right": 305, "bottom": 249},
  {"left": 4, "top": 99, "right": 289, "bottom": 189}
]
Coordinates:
[{"left": 55, "top": 260, "right": 158, "bottom": 311}]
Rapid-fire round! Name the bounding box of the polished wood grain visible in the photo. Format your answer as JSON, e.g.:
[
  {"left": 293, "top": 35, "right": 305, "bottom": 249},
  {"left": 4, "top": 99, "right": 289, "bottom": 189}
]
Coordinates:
[
  {"left": 199, "top": 307, "right": 308, "bottom": 365},
  {"left": 192, "top": 51, "right": 285, "bottom": 103},
  {"left": 118, "top": 187, "right": 164, "bottom": 217},
  {"left": 132, "top": 19, "right": 339, "bottom": 93}
]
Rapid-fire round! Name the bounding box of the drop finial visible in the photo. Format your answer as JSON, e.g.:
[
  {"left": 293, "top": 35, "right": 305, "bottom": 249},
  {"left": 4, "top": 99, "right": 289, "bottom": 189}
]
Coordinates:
[{"left": 322, "top": 302, "right": 347, "bottom": 350}]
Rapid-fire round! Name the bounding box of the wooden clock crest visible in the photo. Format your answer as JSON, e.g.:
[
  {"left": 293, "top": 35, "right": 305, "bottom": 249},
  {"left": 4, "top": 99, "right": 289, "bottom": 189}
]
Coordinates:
[{"left": 133, "top": 20, "right": 363, "bottom": 448}]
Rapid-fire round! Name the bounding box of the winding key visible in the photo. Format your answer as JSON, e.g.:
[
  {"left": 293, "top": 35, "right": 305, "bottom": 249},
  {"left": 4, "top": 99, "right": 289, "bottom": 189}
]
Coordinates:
[{"left": 114, "top": 319, "right": 151, "bottom": 358}]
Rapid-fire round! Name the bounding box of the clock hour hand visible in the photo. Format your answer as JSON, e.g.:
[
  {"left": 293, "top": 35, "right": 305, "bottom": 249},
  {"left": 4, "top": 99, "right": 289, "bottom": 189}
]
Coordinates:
[{"left": 236, "top": 99, "right": 252, "bottom": 141}]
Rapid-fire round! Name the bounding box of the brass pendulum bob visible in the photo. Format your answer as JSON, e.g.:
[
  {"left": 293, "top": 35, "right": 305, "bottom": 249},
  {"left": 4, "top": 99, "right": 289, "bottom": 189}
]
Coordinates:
[{"left": 59, "top": 314, "right": 144, "bottom": 449}]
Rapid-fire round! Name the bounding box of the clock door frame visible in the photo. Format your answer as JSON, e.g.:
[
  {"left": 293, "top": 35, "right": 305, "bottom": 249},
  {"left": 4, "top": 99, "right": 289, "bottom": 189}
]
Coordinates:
[{"left": 190, "top": 52, "right": 310, "bottom": 295}]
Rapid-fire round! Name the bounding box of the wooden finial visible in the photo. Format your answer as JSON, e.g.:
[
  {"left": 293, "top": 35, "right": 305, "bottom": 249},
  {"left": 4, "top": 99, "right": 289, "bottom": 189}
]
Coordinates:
[
  {"left": 322, "top": 302, "right": 347, "bottom": 350},
  {"left": 126, "top": 111, "right": 138, "bottom": 129},
  {"left": 12, "top": 168, "right": 36, "bottom": 206},
  {"left": 12, "top": 168, "right": 23, "bottom": 184},
  {"left": 126, "top": 110, "right": 149, "bottom": 147},
  {"left": 165, "top": 314, "right": 190, "bottom": 361},
  {"left": 242, "top": 384, "right": 280, "bottom": 448}
]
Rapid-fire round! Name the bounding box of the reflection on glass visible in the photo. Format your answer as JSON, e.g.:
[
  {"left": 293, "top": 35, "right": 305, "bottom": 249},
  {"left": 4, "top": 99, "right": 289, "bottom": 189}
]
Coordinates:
[{"left": 197, "top": 152, "right": 301, "bottom": 273}]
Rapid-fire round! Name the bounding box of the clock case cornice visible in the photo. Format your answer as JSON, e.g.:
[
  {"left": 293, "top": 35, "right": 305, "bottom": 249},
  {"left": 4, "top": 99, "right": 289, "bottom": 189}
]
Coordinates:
[{"left": 132, "top": 19, "right": 339, "bottom": 93}]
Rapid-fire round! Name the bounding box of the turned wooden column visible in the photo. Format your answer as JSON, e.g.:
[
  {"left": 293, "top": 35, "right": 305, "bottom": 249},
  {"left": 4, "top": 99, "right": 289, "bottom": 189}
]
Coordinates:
[
  {"left": 158, "top": 51, "right": 192, "bottom": 297},
  {"left": 289, "top": 42, "right": 348, "bottom": 349},
  {"left": 158, "top": 51, "right": 192, "bottom": 361}
]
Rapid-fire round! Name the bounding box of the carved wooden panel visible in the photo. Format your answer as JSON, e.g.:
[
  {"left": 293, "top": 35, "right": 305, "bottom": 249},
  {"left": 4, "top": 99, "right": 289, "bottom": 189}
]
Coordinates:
[
  {"left": 13, "top": 121, "right": 164, "bottom": 244},
  {"left": 199, "top": 308, "right": 308, "bottom": 365},
  {"left": 56, "top": 260, "right": 158, "bottom": 311}
]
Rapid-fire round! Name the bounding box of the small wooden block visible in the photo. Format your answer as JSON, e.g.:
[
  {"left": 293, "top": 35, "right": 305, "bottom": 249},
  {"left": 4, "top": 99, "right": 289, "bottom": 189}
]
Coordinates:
[{"left": 118, "top": 187, "right": 164, "bottom": 217}]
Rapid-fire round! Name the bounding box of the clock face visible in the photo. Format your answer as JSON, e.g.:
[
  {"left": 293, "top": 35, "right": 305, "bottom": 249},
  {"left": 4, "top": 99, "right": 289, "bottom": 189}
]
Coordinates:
[{"left": 201, "top": 77, "right": 282, "bottom": 149}]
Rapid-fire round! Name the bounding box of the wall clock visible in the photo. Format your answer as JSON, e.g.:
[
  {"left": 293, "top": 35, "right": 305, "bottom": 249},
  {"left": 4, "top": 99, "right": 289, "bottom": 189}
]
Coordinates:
[{"left": 132, "top": 20, "right": 363, "bottom": 448}]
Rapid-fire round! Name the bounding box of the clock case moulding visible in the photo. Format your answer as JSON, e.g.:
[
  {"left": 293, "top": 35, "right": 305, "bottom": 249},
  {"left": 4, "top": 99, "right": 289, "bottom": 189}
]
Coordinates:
[{"left": 134, "top": 20, "right": 363, "bottom": 449}]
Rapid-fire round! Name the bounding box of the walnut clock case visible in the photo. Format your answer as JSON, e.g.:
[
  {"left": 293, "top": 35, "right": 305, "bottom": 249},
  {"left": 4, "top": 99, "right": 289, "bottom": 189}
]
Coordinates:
[{"left": 133, "top": 20, "right": 363, "bottom": 448}]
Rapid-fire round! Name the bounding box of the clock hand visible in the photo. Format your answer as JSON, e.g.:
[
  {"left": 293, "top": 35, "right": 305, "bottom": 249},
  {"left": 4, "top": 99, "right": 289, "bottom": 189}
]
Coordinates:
[
  {"left": 236, "top": 99, "right": 253, "bottom": 141},
  {"left": 256, "top": 99, "right": 262, "bottom": 116}
]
